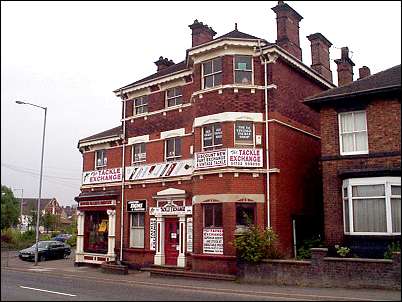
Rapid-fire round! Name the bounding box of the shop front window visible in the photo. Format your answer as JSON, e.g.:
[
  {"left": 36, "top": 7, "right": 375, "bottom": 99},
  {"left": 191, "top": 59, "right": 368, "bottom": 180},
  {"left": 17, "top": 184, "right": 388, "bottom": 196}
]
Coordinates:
[{"left": 84, "top": 211, "right": 109, "bottom": 254}]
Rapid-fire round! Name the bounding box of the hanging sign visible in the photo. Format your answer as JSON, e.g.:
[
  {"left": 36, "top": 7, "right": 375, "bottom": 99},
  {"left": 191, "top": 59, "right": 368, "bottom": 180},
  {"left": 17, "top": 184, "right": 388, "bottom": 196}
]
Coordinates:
[
  {"left": 227, "top": 148, "right": 263, "bottom": 167},
  {"left": 194, "top": 149, "right": 227, "bottom": 169},
  {"left": 203, "top": 228, "right": 223, "bottom": 254},
  {"left": 82, "top": 168, "right": 122, "bottom": 185},
  {"left": 127, "top": 200, "right": 146, "bottom": 212}
]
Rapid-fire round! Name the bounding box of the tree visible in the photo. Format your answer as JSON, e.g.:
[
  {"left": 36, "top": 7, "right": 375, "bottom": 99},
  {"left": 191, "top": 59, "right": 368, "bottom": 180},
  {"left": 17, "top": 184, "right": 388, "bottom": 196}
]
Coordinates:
[
  {"left": 1, "top": 185, "right": 20, "bottom": 229},
  {"left": 43, "top": 212, "right": 57, "bottom": 232}
]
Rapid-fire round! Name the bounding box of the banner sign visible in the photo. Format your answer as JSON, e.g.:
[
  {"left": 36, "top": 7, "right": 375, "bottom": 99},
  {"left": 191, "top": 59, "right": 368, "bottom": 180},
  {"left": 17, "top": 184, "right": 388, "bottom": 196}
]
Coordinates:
[
  {"left": 203, "top": 228, "right": 223, "bottom": 254},
  {"left": 125, "top": 159, "right": 193, "bottom": 181},
  {"left": 127, "top": 200, "right": 146, "bottom": 212},
  {"left": 227, "top": 148, "right": 263, "bottom": 167},
  {"left": 82, "top": 168, "right": 122, "bottom": 185},
  {"left": 150, "top": 218, "right": 156, "bottom": 251},
  {"left": 194, "top": 149, "right": 227, "bottom": 170},
  {"left": 186, "top": 217, "right": 193, "bottom": 253},
  {"left": 195, "top": 148, "right": 263, "bottom": 169},
  {"left": 149, "top": 204, "right": 192, "bottom": 216}
]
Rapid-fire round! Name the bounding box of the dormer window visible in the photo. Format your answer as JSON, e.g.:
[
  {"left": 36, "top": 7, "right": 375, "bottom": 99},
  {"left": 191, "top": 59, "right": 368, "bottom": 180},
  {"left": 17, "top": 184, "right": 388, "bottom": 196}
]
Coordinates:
[
  {"left": 166, "top": 87, "right": 182, "bottom": 107},
  {"left": 134, "top": 96, "right": 148, "bottom": 115},
  {"left": 202, "top": 57, "right": 222, "bottom": 89},
  {"left": 234, "top": 55, "right": 252, "bottom": 84}
]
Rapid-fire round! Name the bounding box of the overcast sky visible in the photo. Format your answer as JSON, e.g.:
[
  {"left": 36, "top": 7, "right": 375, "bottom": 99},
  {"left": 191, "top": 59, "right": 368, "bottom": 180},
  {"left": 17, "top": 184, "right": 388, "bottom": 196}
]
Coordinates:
[{"left": 1, "top": 1, "right": 401, "bottom": 206}]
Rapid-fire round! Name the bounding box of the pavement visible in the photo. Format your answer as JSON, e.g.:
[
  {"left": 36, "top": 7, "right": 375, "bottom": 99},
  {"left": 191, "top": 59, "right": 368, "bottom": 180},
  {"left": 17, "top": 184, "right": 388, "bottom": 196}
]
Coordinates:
[{"left": 2, "top": 249, "right": 401, "bottom": 301}]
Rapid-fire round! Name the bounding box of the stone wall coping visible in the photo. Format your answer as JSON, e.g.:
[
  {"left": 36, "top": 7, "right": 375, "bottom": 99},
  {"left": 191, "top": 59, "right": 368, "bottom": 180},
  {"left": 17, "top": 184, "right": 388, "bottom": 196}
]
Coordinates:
[
  {"left": 324, "top": 257, "right": 393, "bottom": 263},
  {"left": 262, "top": 259, "right": 311, "bottom": 265},
  {"left": 310, "top": 248, "right": 328, "bottom": 252}
]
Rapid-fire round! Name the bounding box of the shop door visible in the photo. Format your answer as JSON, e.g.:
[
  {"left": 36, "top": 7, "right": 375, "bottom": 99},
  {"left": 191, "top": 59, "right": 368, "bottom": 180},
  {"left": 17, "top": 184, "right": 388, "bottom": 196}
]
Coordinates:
[{"left": 164, "top": 218, "right": 179, "bottom": 266}]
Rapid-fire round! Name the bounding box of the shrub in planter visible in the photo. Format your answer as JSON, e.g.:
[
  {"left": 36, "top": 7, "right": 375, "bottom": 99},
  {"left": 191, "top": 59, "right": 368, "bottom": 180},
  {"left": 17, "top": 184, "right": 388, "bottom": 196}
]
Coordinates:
[{"left": 384, "top": 241, "right": 401, "bottom": 259}]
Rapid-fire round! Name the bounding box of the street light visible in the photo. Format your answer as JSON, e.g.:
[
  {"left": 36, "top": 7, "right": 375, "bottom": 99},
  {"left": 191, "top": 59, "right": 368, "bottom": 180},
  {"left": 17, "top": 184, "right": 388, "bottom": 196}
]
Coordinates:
[{"left": 16, "top": 100, "right": 47, "bottom": 266}]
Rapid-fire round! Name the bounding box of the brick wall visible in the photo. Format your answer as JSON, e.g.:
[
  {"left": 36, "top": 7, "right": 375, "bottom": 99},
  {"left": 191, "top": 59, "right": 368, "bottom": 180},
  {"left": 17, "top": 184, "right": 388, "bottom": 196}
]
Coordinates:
[{"left": 238, "top": 248, "right": 401, "bottom": 290}]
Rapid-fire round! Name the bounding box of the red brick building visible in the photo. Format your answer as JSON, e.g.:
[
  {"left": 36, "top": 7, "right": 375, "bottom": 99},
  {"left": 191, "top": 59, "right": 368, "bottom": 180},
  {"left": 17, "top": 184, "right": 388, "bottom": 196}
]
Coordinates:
[
  {"left": 75, "top": 1, "right": 337, "bottom": 273},
  {"left": 305, "top": 62, "right": 401, "bottom": 258}
]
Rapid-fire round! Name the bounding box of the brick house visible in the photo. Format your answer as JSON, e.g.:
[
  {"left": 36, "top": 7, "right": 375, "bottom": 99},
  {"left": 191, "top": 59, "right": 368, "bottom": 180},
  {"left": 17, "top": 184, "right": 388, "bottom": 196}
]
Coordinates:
[
  {"left": 75, "top": 1, "right": 338, "bottom": 273},
  {"left": 304, "top": 61, "right": 401, "bottom": 257}
]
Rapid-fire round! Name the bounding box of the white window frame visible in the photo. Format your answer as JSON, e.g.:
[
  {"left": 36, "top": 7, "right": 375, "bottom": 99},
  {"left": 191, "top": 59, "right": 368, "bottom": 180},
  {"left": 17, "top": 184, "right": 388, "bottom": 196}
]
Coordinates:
[
  {"left": 166, "top": 87, "right": 183, "bottom": 108},
  {"left": 165, "top": 136, "right": 181, "bottom": 162},
  {"left": 95, "top": 149, "right": 107, "bottom": 170},
  {"left": 202, "top": 123, "right": 223, "bottom": 151},
  {"left": 338, "top": 110, "right": 368, "bottom": 156},
  {"left": 342, "top": 176, "right": 401, "bottom": 236},
  {"left": 130, "top": 212, "right": 145, "bottom": 248},
  {"left": 133, "top": 95, "right": 148, "bottom": 115},
  {"left": 131, "top": 142, "right": 146, "bottom": 165},
  {"left": 233, "top": 55, "right": 254, "bottom": 85},
  {"left": 234, "top": 121, "right": 255, "bottom": 147},
  {"left": 202, "top": 57, "right": 222, "bottom": 89}
]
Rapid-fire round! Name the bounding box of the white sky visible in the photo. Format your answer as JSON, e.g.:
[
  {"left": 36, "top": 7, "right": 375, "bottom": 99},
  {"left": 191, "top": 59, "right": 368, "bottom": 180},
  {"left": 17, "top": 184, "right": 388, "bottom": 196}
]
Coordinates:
[{"left": 1, "top": 1, "right": 401, "bottom": 206}]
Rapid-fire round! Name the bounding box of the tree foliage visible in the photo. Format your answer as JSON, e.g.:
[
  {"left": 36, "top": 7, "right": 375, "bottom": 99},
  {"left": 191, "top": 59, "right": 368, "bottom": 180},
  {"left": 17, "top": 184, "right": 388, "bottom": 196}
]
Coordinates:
[{"left": 1, "top": 185, "right": 20, "bottom": 229}]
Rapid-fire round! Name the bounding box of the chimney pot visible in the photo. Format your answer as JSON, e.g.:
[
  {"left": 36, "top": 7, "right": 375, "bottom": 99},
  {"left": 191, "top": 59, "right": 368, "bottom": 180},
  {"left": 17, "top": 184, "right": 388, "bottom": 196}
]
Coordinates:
[
  {"left": 189, "top": 19, "right": 216, "bottom": 47},
  {"left": 358, "top": 66, "right": 371, "bottom": 79},
  {"left": 154, "top": 57, "right": 175, "bottom": 72},
  {"left": 307, "top": 32, "right": 333, "bottom": 82}
]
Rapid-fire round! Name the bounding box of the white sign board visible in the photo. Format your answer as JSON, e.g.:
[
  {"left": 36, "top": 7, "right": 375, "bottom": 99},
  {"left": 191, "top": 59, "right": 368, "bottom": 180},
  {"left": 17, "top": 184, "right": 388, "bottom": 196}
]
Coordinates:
[
  {"left": 227, "top": 148, "right": 263, "bottom": 167},
  {"left": 203, "top": 228, "right": 223, "bottom": 254},
  {"left": 149, "top": 205, "right": 192, "bottom": 216},
  {"left": 82, "top": 168, "right": 122, "bottom": 185},
  {"left": 126, "top": 159, "right": 193, "bottom": 181},
  {"left": 150, "top": 218, "right": 156, "bottom": 251},
  {"left": 194, "top": 149, "right": 227, "bottom": 169},
  {"left": 186, "top": 217, "right": 193, "bottom": 253}
]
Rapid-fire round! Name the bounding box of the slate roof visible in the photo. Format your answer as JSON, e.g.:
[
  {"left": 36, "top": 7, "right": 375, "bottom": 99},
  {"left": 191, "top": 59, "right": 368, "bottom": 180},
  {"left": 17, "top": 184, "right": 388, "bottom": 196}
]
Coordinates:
[
  {"left": 304, "top": 64, "right": 401, "bottom": 106},
  {"left": 215, "top": 29, "right": 263, "bottom": 40},
  {"left": 79, "top": 125, "right": 122, "bottom": 143}
]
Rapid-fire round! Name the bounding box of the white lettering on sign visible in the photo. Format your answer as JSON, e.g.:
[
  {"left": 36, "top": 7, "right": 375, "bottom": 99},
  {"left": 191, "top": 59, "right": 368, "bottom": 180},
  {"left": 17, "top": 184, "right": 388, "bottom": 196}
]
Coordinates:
[
  {"left": 186, "top": 217, "right": 193, "bottom": 253},
  {"left": 203, "top": 228, "right": 223, "bottom": 254},
  {"left": 195, "top": 149, "right": 227, "bottom": 169},
  {"left": 150, "top": 218, "right": 156, "bottom": 250},
  {"left": 127, "top": 200, "right": 146, "bottom": 212},
  {"left": 227, "top": 148, "right": 263, "bottom": 167},
  {"left": 149, "top": 206, "right": 192, "bottom": 216},
  {"left": 82, "top": 168, "right": 122, "bottom": 185}
]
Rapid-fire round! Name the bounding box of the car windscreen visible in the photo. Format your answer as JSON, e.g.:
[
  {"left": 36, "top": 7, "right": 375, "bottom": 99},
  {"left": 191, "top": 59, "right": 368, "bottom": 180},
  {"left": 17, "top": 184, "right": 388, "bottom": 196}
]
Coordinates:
[{"left": 33, "top": 242, "right": 50, "bottom": 249}]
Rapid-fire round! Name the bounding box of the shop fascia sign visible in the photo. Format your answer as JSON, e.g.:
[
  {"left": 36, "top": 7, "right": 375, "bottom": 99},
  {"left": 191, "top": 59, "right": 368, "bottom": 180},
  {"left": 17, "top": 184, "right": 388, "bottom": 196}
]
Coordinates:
[
  {"left": 125, "top": 159, "right": 194, "bottom": 181},
  {"left": 82, "top": 168, "right": 122, "bottom": 185},
  {"left": 149, "top": 201, "right": 192, "bottom": 216},
  {"left": 195, "top": 148, "right": 263, "bottom": 169},
  {"left": 79, "top": 200, "right": 116, "bottom": 207},
  {"left": 127, "top": 200, "right": 146, "bottom": 212}
]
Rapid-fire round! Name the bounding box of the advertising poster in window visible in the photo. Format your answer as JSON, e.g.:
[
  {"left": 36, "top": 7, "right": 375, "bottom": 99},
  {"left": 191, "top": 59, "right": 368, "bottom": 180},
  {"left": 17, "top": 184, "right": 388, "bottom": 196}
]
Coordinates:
[
  {"left": 186, "top": 217, "right": 193, "bottom": 253},
  {"left": 227, "top": 148, "right": 263, "bottom": 167},
  {"left": 150, "top": 218, "right": 156, "bottom": 251},
  {"left": 203, "top": 228, "right": 223, "bottom": 254},
  {"left": 125, "top": 159, "right": 193, "bottom": 181},
  {"left": 195, "top": 149, "right": 227, "bottom": 169},
  {"left": 82, "top": 168, "right": 122, "bottom": 185},
  {"left": 235, "top": 122, "right": 253, "bottom": 143}
]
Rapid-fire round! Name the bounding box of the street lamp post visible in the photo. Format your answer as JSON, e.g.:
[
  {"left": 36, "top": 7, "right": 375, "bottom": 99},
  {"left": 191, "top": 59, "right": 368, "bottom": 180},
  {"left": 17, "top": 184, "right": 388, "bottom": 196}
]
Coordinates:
[{"left": 16, "top": 100, "right": 47, "bottom": 266}]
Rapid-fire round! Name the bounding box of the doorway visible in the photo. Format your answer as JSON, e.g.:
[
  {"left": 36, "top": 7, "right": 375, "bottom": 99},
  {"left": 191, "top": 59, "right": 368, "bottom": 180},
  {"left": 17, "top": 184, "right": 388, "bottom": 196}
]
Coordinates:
[{"left": 164, "top": 218, "right": 179, "bottom": 266}]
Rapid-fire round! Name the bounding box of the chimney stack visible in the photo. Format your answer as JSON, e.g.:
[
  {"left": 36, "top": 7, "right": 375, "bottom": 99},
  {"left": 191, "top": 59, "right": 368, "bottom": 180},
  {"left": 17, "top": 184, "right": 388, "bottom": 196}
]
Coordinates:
[
  {"left": 358, "top": 66, "right": 371, "bottom": 79},
  {"left": 154, "top": 56, "right": 175, "bottom": 72},
  {"left": 334, "top": 47, "right": 355, "bottom": 86},
  {"left": 307, "top": 33, "right": 333, "bottom": 82},
  {"left": 189, "top": 19, "right": 216, "bottom": 47},
  {"left": 271, "top": 1, "right": 303, "bottom": 61}
]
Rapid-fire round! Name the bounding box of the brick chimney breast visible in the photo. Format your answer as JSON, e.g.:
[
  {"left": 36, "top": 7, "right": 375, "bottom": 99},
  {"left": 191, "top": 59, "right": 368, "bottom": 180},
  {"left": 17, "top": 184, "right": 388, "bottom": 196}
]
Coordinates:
[
  {"left": 154, "top": 56, "right": 175, "bottom": 72},
  {"left": 358, "top": 66, "right": 371, "bottom": 79},
  {"left": 189, "top": 19, "right": 217, "bottom": 47},
  {"left": 271, "top": 1, "right": 303, "bottom": 61},
  {"left": 334, "top": 47, "right": 355, "bottom": 86},
  {"left": 307, "top": 33, "right": 333, "bottom": 83}
]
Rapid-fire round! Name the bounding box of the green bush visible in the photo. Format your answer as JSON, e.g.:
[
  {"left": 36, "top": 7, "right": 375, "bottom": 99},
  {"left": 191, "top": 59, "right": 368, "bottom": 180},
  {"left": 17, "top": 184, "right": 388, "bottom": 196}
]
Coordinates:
[
  {"left": 335, "top": 245, "right": 351, "bottom": 257},
  {"left": 296, "top": 236, "right": 324, "bottom": 260},
  {"left": 384, "top": 241, "right": 401, "bottom": 259},
  {"left": 1, "top": 228, "right": 36, "bottom": 250},
  {"left": 67, "top": 234, "right": 77, "bottom": 247},
  {"left": 233, "top": 225, "right": 282, "bottom": 263}
]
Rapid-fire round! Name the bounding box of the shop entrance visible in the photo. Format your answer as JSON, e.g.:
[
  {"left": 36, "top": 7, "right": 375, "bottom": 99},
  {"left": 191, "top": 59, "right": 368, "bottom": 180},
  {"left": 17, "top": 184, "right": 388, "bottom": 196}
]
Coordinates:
[{"left": 164, "top": 218, "right": 179, "bottom": 266}]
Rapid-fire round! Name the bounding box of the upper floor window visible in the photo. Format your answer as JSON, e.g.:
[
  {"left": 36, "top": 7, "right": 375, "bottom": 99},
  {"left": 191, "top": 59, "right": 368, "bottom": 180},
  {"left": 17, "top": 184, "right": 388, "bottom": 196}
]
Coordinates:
[
  {"left": 95, "top": 150, "right": 107, "bottom": 170},
  {"left": 203, "top": 123, "right": 223, "bottom": 150},
  {"left": 343, "top": 177, "right": 401, "bottom": 235},
  {"left": 132, "top": 143, "right": 146, "bottom": 165},
  {"left": 234, "top": 121, "right": 254, "bottom": 146},
  {"left": 165, "top": 137, "right": 181, "bottom": 161},
  {"left": 234, "top": 55, "right": 252, "bottom": 84},
  {"left": 166, "top": 87, "right": 182, "bottom": 107},
  {"left": 338, "top": 111, "right": 368, "bottom": 155},
  {"left": 202, "top": 57, "right": 222, "bottom": 89},
  {"left": 134, "top": 96, "right": 148, "bottom": 115},
  {"left": 204, "top": 203, "right": 222, "bottom": 228}
]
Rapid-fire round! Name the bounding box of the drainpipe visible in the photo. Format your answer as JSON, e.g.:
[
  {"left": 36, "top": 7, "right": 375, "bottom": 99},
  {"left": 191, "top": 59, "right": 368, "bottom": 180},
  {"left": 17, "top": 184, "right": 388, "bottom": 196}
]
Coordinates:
[{"left": 119, "top": 89, "right": 127, "bottom": 263}]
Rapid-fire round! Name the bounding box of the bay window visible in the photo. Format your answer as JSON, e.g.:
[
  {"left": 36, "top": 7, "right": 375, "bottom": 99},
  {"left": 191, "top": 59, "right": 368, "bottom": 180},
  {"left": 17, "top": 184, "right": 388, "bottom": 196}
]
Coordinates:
[
  {"left": 343, "top": 177, "right": 401, "bottom": 235},
  {"left": 202, "top": 57, "right": 222, "bottom": 89},
  {"left": 234, "top": 121, "right": 254, "bottom": 146},
  {"left": 203, "top": 123, "right": 222, "bottom": 150},
  {"left": 234, "top": 55, "right": 253, "bottom": 84},
  {"left": 338, "top": 111, "right": 368, "bottom": 155},
  {"left": 84, "top": 211, "right": 109, "bottom": 254}
]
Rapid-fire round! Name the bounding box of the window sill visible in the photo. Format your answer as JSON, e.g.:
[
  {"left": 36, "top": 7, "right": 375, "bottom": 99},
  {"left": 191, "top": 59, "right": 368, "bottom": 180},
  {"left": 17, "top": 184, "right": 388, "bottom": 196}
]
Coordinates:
[
  {"left": 340, "top": 151, "right": 369, "bottom": 156},
  {"left": 344, "top": 232, "right": 401, "bottom": 236}
]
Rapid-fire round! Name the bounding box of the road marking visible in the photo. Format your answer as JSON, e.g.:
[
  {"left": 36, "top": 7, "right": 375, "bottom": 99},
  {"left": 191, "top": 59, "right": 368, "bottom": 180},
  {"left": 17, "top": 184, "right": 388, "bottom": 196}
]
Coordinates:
[
  {"left": 19, "top": 286, "right": 76, "bottom": 297},
  {"left": 27, "top": 267, "right": 55, "bottom": 272}
]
